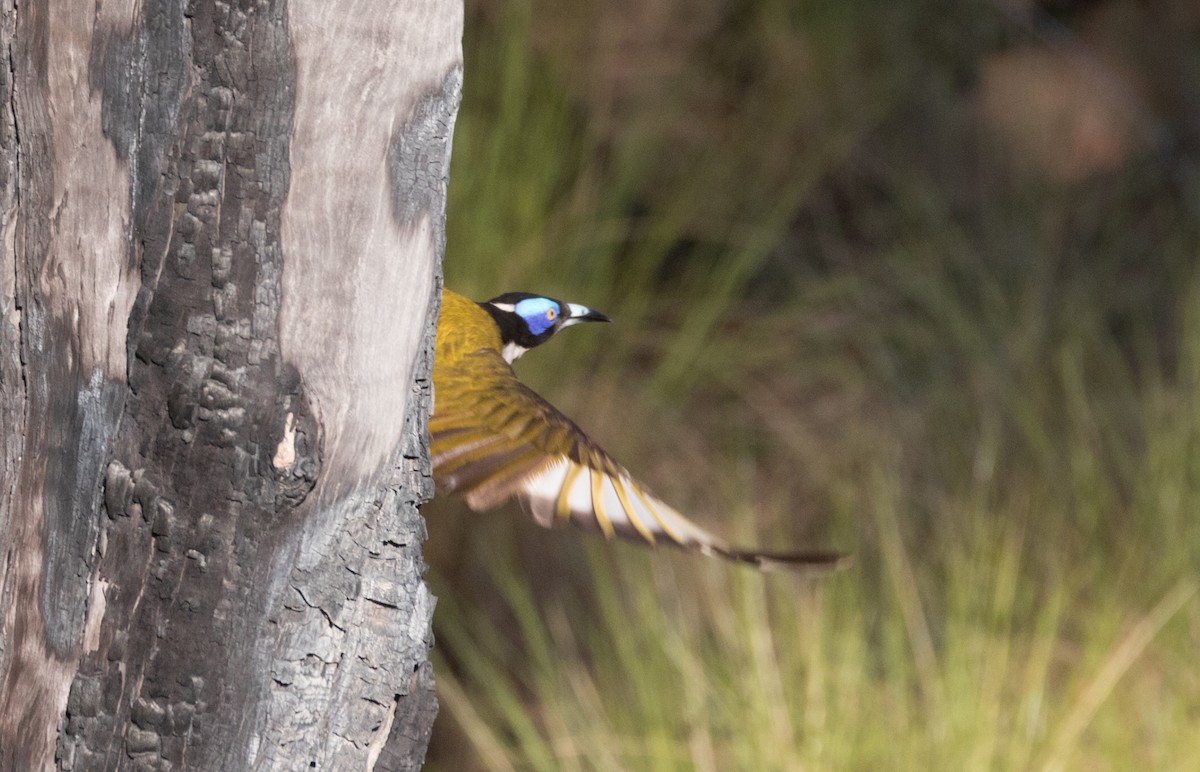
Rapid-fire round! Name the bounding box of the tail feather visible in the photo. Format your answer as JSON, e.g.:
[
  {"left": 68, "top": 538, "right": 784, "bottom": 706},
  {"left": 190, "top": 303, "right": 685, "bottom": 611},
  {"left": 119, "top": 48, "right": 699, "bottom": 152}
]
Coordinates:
[{"left": 702, "top": 543, "right": 851, "bottom": 572}]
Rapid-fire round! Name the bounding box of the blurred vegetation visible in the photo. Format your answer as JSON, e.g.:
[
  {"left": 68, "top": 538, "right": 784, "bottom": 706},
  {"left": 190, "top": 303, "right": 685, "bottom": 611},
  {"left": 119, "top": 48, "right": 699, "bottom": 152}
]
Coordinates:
[{"left": 426, "top": 0, "right": 1200, "bottom": 769}]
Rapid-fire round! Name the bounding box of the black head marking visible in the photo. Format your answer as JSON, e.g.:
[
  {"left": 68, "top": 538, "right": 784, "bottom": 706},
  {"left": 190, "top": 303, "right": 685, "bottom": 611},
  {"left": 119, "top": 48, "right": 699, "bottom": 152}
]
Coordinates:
[{"left": 480, "top": 292, "right": 610, "bottom": 355}]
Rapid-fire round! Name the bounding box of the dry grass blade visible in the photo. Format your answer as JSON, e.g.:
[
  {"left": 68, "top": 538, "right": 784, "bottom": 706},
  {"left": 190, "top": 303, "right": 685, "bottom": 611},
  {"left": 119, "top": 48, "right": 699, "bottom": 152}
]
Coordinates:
[
  {"left": 437, "top": 670, "right": 519, "bottom": 772},
  {"left": 1042, "top": 578, "right": 1199, "bottom": 771}
]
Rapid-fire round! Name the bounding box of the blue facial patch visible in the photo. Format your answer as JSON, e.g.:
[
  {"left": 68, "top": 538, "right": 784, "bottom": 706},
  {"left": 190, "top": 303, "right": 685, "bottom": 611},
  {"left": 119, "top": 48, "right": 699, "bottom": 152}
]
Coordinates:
[{"left": 515, "top": 297, "right": 560, "bottom": 336}]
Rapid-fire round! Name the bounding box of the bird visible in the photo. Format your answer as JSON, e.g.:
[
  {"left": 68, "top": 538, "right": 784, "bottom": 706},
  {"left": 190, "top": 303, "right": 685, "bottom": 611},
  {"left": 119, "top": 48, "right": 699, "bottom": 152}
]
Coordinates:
[{"left": 430, "top": 288, "right": 847, "bottom": 571}]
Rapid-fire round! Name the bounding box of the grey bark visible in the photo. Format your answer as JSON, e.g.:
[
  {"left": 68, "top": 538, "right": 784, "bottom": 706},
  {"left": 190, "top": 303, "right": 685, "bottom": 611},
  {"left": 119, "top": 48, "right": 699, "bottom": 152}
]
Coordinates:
[{"left": 0, "top": 1, "right": 461, "bottom": 769}]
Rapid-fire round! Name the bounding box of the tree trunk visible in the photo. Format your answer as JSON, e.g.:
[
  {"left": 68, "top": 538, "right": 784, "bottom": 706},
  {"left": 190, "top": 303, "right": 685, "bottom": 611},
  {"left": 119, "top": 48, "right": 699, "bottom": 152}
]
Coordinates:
[{"left": 0, "top": 1, "right": 460, "bottom": 769}]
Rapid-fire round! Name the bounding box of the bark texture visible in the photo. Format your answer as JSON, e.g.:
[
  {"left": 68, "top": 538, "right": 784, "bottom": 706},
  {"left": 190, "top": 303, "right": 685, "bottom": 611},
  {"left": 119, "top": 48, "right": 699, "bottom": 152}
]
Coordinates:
[{"left": 0, "top": 1, "right": 460, "bottom": 769}]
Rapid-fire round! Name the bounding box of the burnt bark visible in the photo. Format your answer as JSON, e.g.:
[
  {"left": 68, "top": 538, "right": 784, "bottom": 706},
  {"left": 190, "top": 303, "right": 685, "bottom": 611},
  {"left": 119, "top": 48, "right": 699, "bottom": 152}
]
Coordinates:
[{"left": 0, "top": 1, "right": 460, "bottom": 769}]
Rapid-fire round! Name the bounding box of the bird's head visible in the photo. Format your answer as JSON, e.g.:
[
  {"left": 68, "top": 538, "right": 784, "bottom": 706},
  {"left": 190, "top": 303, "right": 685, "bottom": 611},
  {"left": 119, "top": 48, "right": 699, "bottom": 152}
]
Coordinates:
[{"left": 480, "top": 292, "right": 610, "bottom": 363}]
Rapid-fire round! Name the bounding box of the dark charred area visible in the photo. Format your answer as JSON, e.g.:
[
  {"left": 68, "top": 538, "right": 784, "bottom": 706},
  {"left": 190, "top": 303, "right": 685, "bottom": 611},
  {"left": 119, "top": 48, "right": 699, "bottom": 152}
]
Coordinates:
[{"left": 58, "top": 2, "right": 308, "bottom": 768}]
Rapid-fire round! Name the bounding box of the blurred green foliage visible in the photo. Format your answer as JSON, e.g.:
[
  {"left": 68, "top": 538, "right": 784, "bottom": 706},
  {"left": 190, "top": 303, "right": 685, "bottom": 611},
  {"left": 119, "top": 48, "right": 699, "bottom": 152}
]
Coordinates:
[{"left": 428, "top": 0, "right": 1200, "bottom": 768}]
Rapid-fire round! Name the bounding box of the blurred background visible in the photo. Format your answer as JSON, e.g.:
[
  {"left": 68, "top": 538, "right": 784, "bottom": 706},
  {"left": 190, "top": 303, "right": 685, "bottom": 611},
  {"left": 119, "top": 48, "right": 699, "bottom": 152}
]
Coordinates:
[{"left": 424, "top": 0, "right": 1200, "bottom": 768}]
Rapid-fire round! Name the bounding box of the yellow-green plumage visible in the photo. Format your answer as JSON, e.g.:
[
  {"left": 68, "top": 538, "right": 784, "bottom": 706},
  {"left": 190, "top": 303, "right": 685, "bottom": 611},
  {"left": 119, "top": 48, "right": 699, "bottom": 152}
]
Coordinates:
[{"left": 431, "top": 288, "right": 845, "bottom": 571}]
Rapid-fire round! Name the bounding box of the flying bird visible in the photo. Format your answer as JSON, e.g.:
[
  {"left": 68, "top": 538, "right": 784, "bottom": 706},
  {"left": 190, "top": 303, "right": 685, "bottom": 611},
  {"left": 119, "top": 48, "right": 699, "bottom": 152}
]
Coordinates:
[{"left": 430, "top": 288, "right": 846, "bottom": 571}]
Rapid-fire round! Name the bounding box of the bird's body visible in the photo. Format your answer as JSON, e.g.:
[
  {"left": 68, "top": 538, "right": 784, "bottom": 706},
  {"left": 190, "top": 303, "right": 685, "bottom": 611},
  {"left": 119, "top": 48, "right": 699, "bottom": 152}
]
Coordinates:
[{"left": 430, "top": 288, "right": 845, "bottom": 571}]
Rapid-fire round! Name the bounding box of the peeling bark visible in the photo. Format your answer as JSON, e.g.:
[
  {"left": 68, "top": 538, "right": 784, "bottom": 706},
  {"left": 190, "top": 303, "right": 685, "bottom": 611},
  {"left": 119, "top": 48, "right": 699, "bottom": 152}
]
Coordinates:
[{"left": 0, "top": 1, "right": 460, "bottom": 769}]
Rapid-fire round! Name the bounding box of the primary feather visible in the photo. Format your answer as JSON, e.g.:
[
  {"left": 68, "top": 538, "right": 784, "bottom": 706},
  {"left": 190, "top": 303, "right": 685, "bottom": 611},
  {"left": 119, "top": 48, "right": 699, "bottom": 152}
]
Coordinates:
[{"left": 430, "top": 288, "right": 846, "bottom": 571}]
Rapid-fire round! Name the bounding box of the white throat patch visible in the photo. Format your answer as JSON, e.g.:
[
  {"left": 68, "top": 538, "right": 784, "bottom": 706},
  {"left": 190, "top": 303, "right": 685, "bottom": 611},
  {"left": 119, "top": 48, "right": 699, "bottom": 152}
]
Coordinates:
[{"left": 502, "top": 342, "right": 528, "bottom": 363}]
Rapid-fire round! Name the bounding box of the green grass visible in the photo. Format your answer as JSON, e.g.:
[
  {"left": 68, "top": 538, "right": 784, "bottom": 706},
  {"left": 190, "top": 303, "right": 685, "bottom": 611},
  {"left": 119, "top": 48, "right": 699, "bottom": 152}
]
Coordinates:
[{"left": 426, "top": 0, "right": 1200, "bottom": 769}]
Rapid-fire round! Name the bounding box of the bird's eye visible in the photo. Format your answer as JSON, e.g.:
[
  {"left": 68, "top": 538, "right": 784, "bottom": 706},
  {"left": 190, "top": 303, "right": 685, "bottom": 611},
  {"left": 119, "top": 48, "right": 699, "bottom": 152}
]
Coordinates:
[{"left": 546, "top": 308, "right": 557, "bottom": 320}]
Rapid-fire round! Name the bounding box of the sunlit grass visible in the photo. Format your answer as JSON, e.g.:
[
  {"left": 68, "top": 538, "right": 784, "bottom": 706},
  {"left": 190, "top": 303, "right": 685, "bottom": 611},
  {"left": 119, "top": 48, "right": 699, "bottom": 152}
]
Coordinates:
[
  {"left": 427, "top": 0, "right": 1200, "bottom": 769},
  {"left": 430, "top": 483, "right": 1198, "bottom": 770}
]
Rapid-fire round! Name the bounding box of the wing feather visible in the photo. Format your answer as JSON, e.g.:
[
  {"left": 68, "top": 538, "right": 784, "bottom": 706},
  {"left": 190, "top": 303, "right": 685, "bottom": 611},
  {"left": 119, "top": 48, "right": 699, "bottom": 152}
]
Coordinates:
[
  {"left": 555, "top": 461, "right": 584, "bottom": 524},
  {"left": 432, "top": 348, "right": 846, "bottom": 570}
]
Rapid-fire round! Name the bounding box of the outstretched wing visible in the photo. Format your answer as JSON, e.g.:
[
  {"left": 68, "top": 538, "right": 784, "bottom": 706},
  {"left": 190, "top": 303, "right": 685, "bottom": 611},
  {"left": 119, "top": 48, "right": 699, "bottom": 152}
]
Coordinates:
[{"left": 431, "top": 350, "right": 846, "bottom": 571}]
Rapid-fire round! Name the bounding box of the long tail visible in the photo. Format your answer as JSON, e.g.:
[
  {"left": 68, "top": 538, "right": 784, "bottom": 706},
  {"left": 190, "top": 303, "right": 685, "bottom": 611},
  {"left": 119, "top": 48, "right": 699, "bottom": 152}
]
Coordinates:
[{"left": 702, "top": 543, "right": 851, "bottom": 572}]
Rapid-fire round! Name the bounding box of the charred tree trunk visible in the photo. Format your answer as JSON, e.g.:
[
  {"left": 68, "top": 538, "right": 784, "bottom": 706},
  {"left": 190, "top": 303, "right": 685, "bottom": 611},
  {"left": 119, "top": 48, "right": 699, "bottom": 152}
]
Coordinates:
[{"left": 0, "top": 1, "right": 460, "bottom": 769}]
